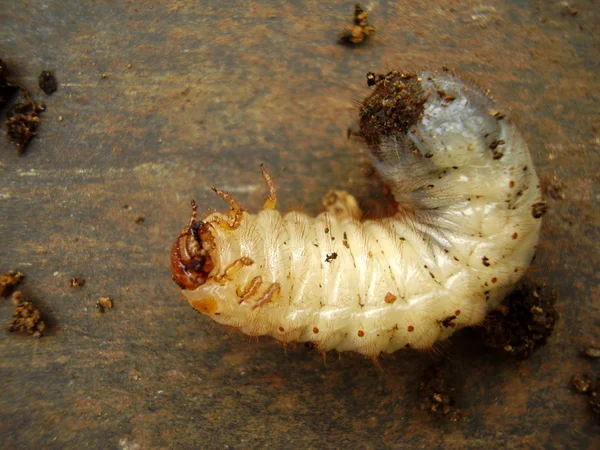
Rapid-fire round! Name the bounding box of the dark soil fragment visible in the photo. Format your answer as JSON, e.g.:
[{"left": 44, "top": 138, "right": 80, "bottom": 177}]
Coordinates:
[
  {"left": 418, "top": 364, "right": 461, "bottom": 421},
  {"left": 0, "top": 58, "right": 18, "bottom": 106},
  {"left": 0, "top": 270, "right": 24, "bottom": 296},
  {"left": 477, "top": 283, "right": 559, "bottom": 360},
  {"left": 338, "top": 4, "right": 375, "bottom": 45},
  {"left": 6, "top": 89, "right": 45, "bottom": 154},
  {"left": 38, "top": 70, "right": 58, "bottom": 95},
  {"left": 69, "top": 277, "right": 86, "bottom": 287},
  {"left": 6, "top": 291, "right": 46, "bottom": 337},
  {"left": 571, "top": 373, "right": 600, "bottom": 421},
  {"left": 96, "top": 296, "right": 113, "bottom": 312}
]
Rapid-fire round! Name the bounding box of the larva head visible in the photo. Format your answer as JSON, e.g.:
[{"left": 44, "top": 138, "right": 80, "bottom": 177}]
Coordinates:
[{"left": 171, "top": 202, "right": 215, "bottom": 290}]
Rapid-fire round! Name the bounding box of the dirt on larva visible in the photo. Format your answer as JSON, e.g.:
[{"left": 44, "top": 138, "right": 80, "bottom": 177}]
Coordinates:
[
  {"left": 358, "top": 70, "right": 426, "bottom": 150},
  {"left": 476, "top": 282, "right": 559, "bottom": 360}
]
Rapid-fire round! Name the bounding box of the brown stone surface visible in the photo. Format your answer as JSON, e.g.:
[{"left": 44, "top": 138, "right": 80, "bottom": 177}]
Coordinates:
[{"left": 0, "top": 1, "right": 599, "bottom": 448}]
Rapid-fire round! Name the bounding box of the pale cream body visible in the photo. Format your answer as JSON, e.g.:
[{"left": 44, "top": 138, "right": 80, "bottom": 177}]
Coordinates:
[{"left": 181, "top": 73, "right": 543, "bottom": 356}]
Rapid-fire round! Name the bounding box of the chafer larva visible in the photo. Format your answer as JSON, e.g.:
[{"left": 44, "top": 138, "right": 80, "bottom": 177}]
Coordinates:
[{"left": 171, "top": 71, "right": 545, "bottom": 357}]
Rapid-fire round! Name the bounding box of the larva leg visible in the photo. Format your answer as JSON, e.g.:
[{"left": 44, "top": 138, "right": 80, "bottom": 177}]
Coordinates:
[
  {"left": 214, "top": 256, "right": 254, "bottom": 284},
  {"left": 322, "top": 190, "right": 363, "bottom": 222},
  {"left": 252, "top": 282, "right": 281, "bottom": 310},
  {"left": 237, "top": 276, "right": 263, "bottom": 304},
  {"left": 211, "top": 187, "right": 244, "bottom": 230},
  {"left": 260, "top": 164, "right": 278, "bottom": 210}
]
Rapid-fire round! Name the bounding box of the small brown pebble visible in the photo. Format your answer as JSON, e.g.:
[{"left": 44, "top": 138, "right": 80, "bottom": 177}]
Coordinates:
[
  {"left": 134, "top": 216, "right": 145, "bottom": 224},
  {"left": 101, "top": 73, "right": 110, "bottom": 79},
  {"left": 0, "top": 270, "right": 24, "bottom": 296},
  {"left": 69, "top": 277, "right": 86, "bottom": 287},
  {"left": 38, "top": 70, "right": 58, "bottom": 95},
  {"left": 7, "top": 291, "right": 46, "bottom": 337},
  {"left": 96, "top": 296, "right": 113, "bottom": 312}
]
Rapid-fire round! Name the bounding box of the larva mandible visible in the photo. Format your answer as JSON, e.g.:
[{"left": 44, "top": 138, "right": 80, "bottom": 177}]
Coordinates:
[{"left": 171, "top": 70, "right": 545, "bottom": 357}]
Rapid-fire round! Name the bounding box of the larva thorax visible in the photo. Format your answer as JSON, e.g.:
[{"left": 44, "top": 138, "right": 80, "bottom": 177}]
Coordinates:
[{"left": 171, "top": 71, "right": 545, "bottom": 357}]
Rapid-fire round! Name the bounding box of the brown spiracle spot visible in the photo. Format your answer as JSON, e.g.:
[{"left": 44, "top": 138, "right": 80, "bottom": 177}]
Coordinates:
[
  {"left": 171, "top": 202, "right": 216, "bottom": 290},
  {"left": 408, "top": 325, "right": 415, "bottom": 332},
  {"left": 313, "top": 327, "right": 319, "bottom": 334},
  {"left": 359, "top": 70, "right": 426, "bottom": 150},
  {"left": 358, "top": 330, "right": 365, "bottom": 337},
  {"left": 384, "top": 292, "right": 397, "bottom": 304},
  {"left": 532, "top": 202, "right": 548, "bottom": 219}
]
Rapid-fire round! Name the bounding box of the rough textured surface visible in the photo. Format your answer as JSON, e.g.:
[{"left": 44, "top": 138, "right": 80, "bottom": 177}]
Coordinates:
[{"left": 0, "top": 0, "right": 598, "bottom": 448}]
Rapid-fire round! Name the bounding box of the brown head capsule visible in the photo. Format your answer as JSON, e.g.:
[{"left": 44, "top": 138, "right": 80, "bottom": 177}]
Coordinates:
[{"left": 171, "top": 201, "right": 215, "bottom": 290}]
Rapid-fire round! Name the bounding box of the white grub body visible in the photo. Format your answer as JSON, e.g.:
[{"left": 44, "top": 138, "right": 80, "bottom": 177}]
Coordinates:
[{"left": 179, "top": 72, "right": 543, "bottom": 357}]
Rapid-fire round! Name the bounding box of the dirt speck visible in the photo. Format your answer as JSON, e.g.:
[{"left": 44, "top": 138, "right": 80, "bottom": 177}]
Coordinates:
[
  {"left": 6, "top": 291, "right": 46, "bottom": 337},
  {"left": 96, "top": 296, "right": 113, "bottom": 312},
  {"left": 338, "top": 4, "right": 375, "bottom": 45},
  {"left": 571, "top": 373, "right": 600, "bottom": 421},
  {"left": 38, "top": 70, "right": 58, "bottom": 95},
  {"left": 0, "top": 270, "right": 24, "bottom": 296},
  {"left": 418, "top": 364, "right": 461, "bottom": 421},
  {"left": 134, "top": 216, "right": 145, "bottom": 224},
  {"left": 69, "top": 277, "right": 86, "bottom": 287},
  {"left": 6, "top": 89, "right": 46, "bottom": 154},
  {"left": 325, "top": 252, "right": 337, "bottom": 263}
]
